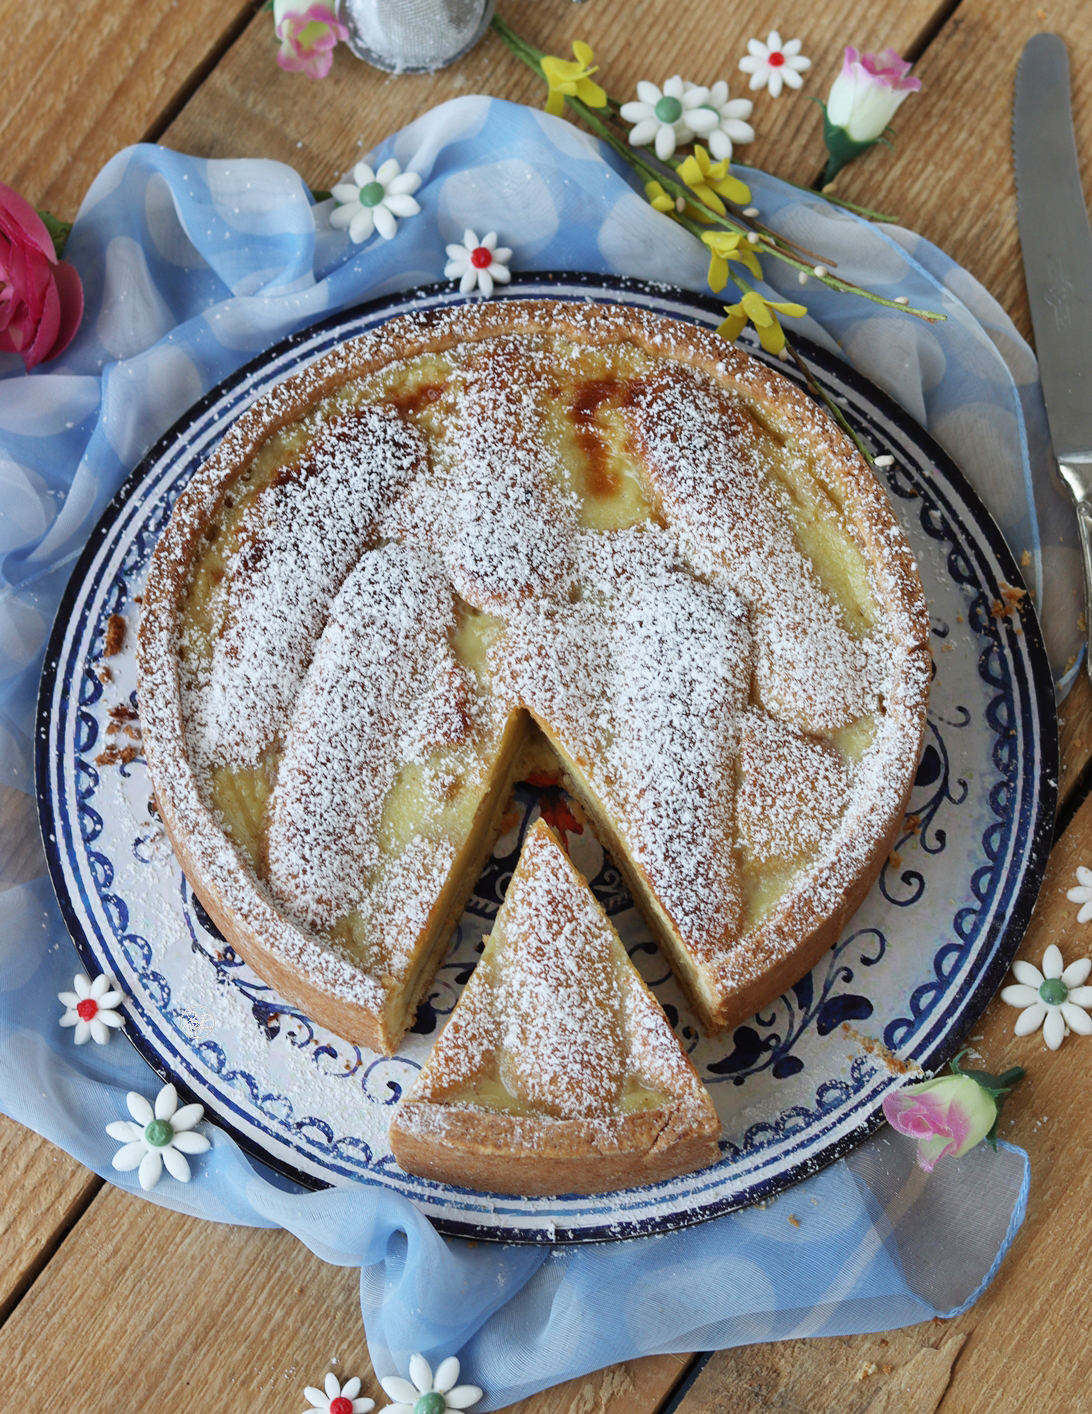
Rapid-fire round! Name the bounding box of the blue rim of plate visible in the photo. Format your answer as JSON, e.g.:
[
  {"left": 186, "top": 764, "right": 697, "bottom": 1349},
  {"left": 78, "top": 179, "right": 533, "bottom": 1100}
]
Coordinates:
[{"left": 36, "top": 273, "right": 1059, "bottom": 1242}]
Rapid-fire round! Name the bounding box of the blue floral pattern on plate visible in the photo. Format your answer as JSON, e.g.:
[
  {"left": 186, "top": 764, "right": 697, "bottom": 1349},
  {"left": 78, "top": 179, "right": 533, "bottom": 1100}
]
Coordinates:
[{"left": 36, "top": 276, "right": 1057, "bottom": 1242}]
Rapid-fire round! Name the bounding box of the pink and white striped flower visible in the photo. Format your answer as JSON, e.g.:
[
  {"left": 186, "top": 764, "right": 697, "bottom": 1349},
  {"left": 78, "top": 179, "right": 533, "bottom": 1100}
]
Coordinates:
[
  {"left": 273, "top": 1, "right": 348, "bottom": 80},
  {"left": 826, "top": 47, "right": 921, "bottom": 141}
]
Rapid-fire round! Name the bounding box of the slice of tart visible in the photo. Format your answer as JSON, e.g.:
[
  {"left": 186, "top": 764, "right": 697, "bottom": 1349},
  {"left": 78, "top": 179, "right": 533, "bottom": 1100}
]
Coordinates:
[{"left": 389, "top": 819, "right": 722, "bottom": 1196}]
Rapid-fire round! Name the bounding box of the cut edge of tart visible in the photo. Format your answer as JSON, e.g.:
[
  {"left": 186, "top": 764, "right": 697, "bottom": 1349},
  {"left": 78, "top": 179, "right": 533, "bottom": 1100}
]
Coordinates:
[
  {"left": 389, "top": 819, "right": 723, "bottom": 1196},
  {"left": 136, "top": 298, "right": 931, "bottom": 1058}
]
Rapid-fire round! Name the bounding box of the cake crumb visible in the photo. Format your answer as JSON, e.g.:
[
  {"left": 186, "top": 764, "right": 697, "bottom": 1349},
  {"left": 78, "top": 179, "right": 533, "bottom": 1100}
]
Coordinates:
[
  {"left": 104, "top": 613, "right": 127, "bottom": 656},
  {"left": 1020, "top": 549, "right": 1031, "bottom": 567},
  {"left": 855, "top": 1363, "right": 878, "bottom": 1381},
  {"left": 889, "top": 850, "right": 902, "bottom": 869},
  {"left": 97, "top": 666, "right": 112, "bottom": 684},
  {"left": 990, "top": 582, "right": 1025, "bottom": 619},
  {"left": 788, "top": 1214, "right": 800, "bottom": 1227},
  {"left": 842, "top": 1023, "right": 923, "bottom": 1076},
  {"left": 95, "top": 743, "right": 140, "bottom": 767}
]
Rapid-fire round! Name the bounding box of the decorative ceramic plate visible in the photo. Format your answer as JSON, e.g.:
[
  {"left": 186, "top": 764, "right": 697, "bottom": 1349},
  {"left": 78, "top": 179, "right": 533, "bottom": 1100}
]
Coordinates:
[{"left": 37, "top": 275, "right": 1057, "bottom": 1242}]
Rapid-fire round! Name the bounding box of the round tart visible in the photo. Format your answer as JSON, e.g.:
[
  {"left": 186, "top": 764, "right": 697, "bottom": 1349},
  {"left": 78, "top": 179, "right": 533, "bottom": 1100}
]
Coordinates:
[{"left": 137, "top": 299, "right": 931, "bottom": 1059}]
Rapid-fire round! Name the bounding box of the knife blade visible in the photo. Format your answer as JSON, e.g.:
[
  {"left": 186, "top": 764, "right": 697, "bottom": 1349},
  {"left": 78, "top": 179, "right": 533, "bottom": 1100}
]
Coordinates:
[{"left": 1014, "top": 32, "right": 1092, "bottom": 683}]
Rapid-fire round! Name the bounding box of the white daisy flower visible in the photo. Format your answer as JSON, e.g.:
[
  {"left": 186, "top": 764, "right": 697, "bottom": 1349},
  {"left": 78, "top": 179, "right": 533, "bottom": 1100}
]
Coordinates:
[
  {"left": 381, "top": 1354, "right": 482, "bottom": 1414},
  {"left": 444, "top": 230, "right": 512, "bottom": 297},
  {"left": 106, "top": 1082, "right": 211, "bottom": 1191},
  {"left": 58, "top": 972, "right": 125, "bottom": 1045},
  {"left": 620, "top": 76, "right": 719, "bottom": 160},
  {"left": 1001, "top": 943, "right": 1092, "bottom": 1050},
  {"left": 1068, "top": 865, "right": 1092, "bottom": 922},
  {"left": 302, "top": 1372, "right": 375, "bottom": 1414},
  {"left": 739, "top": 32, "right": 812, "bottom": 97},
  {"left": 330, "top": 159, "right": 422, "bottom": 243},
  {"left": 685, "top": 80, "right": 756, "bottom": 161}
]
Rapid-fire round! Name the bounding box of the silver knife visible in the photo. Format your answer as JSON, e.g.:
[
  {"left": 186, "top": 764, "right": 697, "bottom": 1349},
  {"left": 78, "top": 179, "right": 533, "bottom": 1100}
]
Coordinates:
[{"left": 1014, "top": 33, "right": 1092, "bottom": 685}]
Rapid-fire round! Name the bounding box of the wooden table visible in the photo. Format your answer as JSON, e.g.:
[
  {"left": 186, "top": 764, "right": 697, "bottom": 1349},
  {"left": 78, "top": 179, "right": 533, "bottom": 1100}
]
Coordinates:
[{"left": 3, "top": 1, "right": 1092, "bottom": 1408}]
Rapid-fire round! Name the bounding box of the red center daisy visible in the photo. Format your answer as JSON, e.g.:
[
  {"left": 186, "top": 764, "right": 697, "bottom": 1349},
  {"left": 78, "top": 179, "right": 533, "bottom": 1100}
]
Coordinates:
[
  {"left": 767, "top": 51, "right": 785, "bottom": 66},
  {"left": 470, "top": 246, "right": 492, "bottom": 269},
  {"left": 76, "top": 998, "right": 99, "bottom": 1021}
]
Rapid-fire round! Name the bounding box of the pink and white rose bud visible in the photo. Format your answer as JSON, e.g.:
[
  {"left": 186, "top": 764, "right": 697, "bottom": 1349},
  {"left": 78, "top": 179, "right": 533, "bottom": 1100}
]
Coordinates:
[
  {"left": 882, "top": 1073, "right": 998, "bottom": 1172},
  {"left": 826, "top": 47, "right": 921, "bottom": 142},
  {"left": 273, "top": 0, "right": 348, "bottom": 79}
]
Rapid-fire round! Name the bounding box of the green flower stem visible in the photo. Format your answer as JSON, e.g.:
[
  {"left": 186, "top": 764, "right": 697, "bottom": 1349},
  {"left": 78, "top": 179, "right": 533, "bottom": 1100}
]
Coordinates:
[
  {"left": 783, "top": 339, "right": 882, "bottom": 467},
  {"left": 732, "top": 162, "right": 899, "bottom": 223},
  {"left": 491, "top": 14, "right": 943, "bottom": 324},
  {"left": 38, "top": 210, "right": 72, "bottom": 260},
  {"left": 577, "top": 103, "right": 942, "bottom": 323}
]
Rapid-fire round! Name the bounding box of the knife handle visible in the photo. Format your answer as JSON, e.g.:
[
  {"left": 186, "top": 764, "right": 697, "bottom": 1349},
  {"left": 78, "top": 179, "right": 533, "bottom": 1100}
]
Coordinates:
[{"left": 1076, "top": 498, "right": 1092, "bottom": 687}]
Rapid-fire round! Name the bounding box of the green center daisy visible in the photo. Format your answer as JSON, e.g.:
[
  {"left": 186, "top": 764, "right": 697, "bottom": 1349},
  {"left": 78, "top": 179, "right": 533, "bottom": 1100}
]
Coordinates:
[
  {"left": 654, "top": 95, "right": 683, "bottom": 124},
  {"left": 414, "top": 1394, "right": 447, "bottom": 1414},
  {"left": 1040, "top": 977, "right": 1068, "bottom": 1006},
  {"left": 144, "top": 1118, "right": 174, "bottom": 1148},
  {"left": 359, "top": 181, "right": 386, "bottom": 208}
]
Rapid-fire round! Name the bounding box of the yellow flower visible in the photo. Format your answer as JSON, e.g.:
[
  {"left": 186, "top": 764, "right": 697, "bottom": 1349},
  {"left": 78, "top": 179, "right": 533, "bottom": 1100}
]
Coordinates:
[
  {"left": 540, "top": 41, "right": 608, "bottom": 118},
  {"left": 644, "top": 180, "right": 677, "bottom": 215},
  {"left": 718, "top": 290, "right": 807, "bottom": 355},
  {"left": 677, "top": 146, "right": 751, "bottom": 217},
  {"left": 701, "top": 231, "right": 762, "bottom": 290}
]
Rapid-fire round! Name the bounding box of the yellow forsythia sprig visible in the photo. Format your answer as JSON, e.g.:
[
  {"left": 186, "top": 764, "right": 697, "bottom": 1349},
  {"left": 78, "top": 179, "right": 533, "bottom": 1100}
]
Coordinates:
[
  {"left": 718, "top": 291, "right": 807, "bottom": 355},
  {"left": 541, "top": 41, "right": 608, "bottom": 118}
]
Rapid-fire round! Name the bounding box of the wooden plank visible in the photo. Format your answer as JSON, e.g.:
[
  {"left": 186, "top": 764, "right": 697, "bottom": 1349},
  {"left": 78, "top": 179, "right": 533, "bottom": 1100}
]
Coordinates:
[
  {"left": 0, "top": 787, "right": 44, "bottom": 893},
  {"left": 676, "top": 1328, "right": 966, "bottom": 1414},
  {"left": 162, "top": 0, "right": 951, "bottom": 200},
  {"left": 1059, "top": 673, "right": 1092, "bottom": 807},
  {"left": 832, "top": 0, "right": 1092, "bottom": 793},
  {"left": 0, "top": 1113, "right": 99, "bottom": 1325},
  {"left": 0, "top": 1171, "right": 685, "bottom": 1413},
  {"left": 0, "top": 0, "right": 257, "bottom": 216}
]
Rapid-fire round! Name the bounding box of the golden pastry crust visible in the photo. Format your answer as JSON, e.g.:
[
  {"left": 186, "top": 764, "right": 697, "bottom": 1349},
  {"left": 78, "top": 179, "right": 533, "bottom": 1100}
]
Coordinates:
[
  {"left": 390, "top": 821, "right": 722, "bottom": 1196},
  {"left": 137, "top": 299, "right": 930, "bottom": 1057}
]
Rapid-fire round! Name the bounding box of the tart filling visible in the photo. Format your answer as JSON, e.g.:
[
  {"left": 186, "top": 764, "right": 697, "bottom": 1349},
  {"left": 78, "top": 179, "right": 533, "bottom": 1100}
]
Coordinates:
[{"left": 138, "top": 301, "right": 930, "bottom": 1058}]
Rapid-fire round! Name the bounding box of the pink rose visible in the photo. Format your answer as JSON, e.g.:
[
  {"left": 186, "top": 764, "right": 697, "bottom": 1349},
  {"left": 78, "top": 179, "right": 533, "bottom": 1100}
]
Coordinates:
[
  {"left": 0, "top": 183, "right": 84, "bottom": 372},
  {"left": 274, "top": 2, "right": 349, "bottom": 80},
  {"left": 882, "top": 1073, "right": 998, "bottom": 1172},
  {"left": 826, "top": 47, "right": 921, "bottom": 142}
]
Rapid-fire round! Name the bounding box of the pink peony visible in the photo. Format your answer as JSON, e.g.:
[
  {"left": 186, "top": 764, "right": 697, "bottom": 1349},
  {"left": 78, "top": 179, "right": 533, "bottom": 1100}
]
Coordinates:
[
  {"left": 826, "top": 47, "right": 921, "bottom": 143},
  {"left": 274, "top": 2, "right": 348, "bottom": 80},
  {"left": 882, "top": 1073, "right": 997, "bottom": 1172},
  {"left": 0, "top": 183, "right": 84, "bottom": 372}
]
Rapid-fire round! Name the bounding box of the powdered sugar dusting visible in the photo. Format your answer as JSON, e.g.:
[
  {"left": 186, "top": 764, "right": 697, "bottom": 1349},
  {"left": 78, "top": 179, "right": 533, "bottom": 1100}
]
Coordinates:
[
  {"left": 737, "top": 709, "right": 850, "bottom": 863},
  {"left": 628, "top": 366, "right": 881, "bottom": 730},
  {"left": 139, "top": 300, "right": 929, "bottom": 1048},
  {"left": 268, "top": 542, "right": 455, "bottom": 931},
  {"left": 406, "top": 822, "right": 711, "bottom": 1128},
  {"left": 497, "top": 824, "right": 627, "bottom": 1118},
  {"left": 189, "top": 405, "right": 424, "bottom": 768}
]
